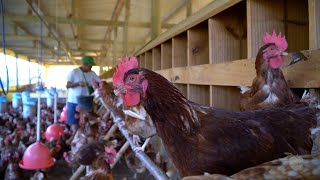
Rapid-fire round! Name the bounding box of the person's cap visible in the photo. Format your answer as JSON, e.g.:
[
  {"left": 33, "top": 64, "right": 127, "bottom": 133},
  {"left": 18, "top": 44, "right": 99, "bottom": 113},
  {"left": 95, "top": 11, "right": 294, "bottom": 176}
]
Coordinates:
[{"left": 82, "top": 56, "right": 96, "bottom": 66}]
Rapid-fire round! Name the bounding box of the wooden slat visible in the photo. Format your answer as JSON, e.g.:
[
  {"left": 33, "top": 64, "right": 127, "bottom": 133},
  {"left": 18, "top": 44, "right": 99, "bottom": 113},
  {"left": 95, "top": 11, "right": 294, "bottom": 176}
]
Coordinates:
[
  {"left": 188, "top": 22, "right": 209, "bottom": 66},
  {"left": 309, "top": 0, "right": 320, "bottom": 49},
  {"left": 247, "top": 0, "right": 285, "bottom": 58},
  {"left": 161, "top": 40, "right": 173, "bottom": 69},
  {"left": 135, "top": 0, "right": 242, "bottom": 55},
  {"left": 286, "top": 0, "right": 309, "bottom": 52},
  {"left": 145, "top": 51, "right": 153, "bottom": 70},
  {"left": 188, "top": 84, "right": 210, "bottom": 106},
  {"left": 308, "top": 0, "right": 320, "bottom": 102},
  {"left": 209, "top": 1, "right": 247, "bottom": 63},
  {"left": 210, "top": 86, "right": 240, "bottom": 111},
  {"left": 174, "top": 83, "right": 188, "bottom": 97},
  {"left": 155, "top": 49, "right": 320, "bottom": 88},
  {"left": 139, "top": 54, "right": 145, "bottom": 68},
  {"left": 172, "top": 32, "right": 187, "bottom": 67},
  {"left": 152, "top": 46, "right": 161, "bottom": 71}
]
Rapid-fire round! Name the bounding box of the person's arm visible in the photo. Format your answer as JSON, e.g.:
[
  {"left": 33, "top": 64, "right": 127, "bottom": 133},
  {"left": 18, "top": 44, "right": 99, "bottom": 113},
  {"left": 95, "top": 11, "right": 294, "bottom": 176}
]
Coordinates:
[
  {"left": 93, "top": 72, "right": 101, "bottom": 83},
  {"left": 66, "top": 81, "right": 80, "bottom": 88},
  {"left": 66, "top": 69, "right": 85, "bottom": 89}
]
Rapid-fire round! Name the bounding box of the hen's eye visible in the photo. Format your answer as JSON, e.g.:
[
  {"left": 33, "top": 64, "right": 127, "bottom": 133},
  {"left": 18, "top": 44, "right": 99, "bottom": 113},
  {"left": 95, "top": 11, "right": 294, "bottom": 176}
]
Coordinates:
[{"left": 129, "top": 76, "right": 135, "bottom": 81}]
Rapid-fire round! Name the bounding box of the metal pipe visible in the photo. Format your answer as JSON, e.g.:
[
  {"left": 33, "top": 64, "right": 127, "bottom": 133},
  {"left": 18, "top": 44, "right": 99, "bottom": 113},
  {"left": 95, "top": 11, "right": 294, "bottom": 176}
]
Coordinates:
[
  {"left": 98, "top": 97, "right": 169, "bottom": 180},
  {"left": 36, "top": 91, "right": 41, "bottom": 141},
  {"left": 53, "top": 91, "right": 57, "bottom": 123}
]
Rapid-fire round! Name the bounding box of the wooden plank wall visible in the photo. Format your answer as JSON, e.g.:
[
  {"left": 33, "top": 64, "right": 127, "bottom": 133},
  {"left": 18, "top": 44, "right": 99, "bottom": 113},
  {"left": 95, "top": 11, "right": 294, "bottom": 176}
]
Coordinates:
[
  {"left": 136, "top": 0, "right": 319, "bottom": 111},
  {"left": 152, "top": 46, "right": 161, "bottom": 71},
  {"left": 308, "top": 0, "right": 320, "bottom": 101}
]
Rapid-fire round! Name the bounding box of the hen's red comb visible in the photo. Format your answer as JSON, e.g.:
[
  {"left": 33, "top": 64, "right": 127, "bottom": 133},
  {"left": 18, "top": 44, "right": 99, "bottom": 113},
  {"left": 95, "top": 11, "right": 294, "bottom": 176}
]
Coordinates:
[
  {"left": 113, "top": 56, "right": 138, "bottom": 87},
  {"left": 263, "top": 31, "right": 288, "bottom": 51}
]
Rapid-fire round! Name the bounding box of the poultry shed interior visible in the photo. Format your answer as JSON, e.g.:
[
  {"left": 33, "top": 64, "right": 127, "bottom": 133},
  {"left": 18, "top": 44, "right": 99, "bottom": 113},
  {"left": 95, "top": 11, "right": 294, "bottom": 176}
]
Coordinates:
[{"left": 0, "top": 0, "right": 320, "bottom": 179}]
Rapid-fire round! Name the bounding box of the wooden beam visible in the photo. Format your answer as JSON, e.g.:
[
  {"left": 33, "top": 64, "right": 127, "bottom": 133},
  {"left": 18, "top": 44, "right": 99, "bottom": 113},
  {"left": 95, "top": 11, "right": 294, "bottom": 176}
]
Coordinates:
[
  {"left": 4, "top": 45, "right": 104, "bottom": 54},
  {"left": 103, "top": 0, "right": 125, "bottom": 57},
  {"left": 186, "top": 0, "right": 192, "bottom": 17},
  {"left": 155, "top": 49, "right": 320, "bottom": 88},
  {"left": 8, "top": 22, "right": 55, "bottom": 56},
  {"left": 2, "top": 34, "right": 142, "bottom": 45},
  {"left": 151, "top": 0, "right": 161, "bottom": 39},
  {"left": 135, "top": 0, "right": 242, "bottom": 55},
  {"left": 141, "top": 0, "right": 191, "bottom": 45},
  {"left": 309, "top": 0, "right": 320, "bottom": 49},
  {"left": 64, "top": 0, "right": 77, "bottom": 39},
  {"left": 104, "top": 0, "right": 125, "bottom": 40},
  {"left": 4, "top": 14, "right": 175, "bottom": 28},
  {"left": 162, "top": 0, "right": 191, "bottom": 22}
]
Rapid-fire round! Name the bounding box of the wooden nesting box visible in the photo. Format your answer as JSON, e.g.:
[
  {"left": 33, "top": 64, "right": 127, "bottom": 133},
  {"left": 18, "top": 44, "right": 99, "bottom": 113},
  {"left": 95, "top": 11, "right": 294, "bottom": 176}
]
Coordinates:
[{"left": 136, "top": 0, "right": 320, "bottom": 111}]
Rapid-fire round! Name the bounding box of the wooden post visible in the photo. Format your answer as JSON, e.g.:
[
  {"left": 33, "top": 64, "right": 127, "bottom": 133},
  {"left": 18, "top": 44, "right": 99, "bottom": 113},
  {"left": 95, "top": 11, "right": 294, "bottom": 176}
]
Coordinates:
[
  {"left": 145, "top": 51, "right": 153, "bottom": 70},
  {"left": 123, "top": 0, "right": 130, "bottom": 55},
  {"left": 152, "top": 46, "right": 161, "bottom": 71},
  {"left": 172, "top": 32, "right": 187, "bottom": 68},
  {"left": 161, "top": 40, "right": 172, "bottom": 69},
  {"left": 309, "top": 0, "right": 320, "bottom": 49},
  {"left": 186, "top": 0, "right": 192, "bottom": 17},
  {"left": 151, "top": 0, "right": 161, "bottom": 39},
  {"left": 308, "top": 0, "right": 320, "bottom": 101}
]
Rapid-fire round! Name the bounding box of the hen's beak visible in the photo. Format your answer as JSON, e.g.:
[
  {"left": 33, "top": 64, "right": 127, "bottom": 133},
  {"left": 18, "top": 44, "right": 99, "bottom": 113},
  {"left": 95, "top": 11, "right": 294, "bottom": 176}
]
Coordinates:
[
  {"left": 280, "top": 51, "right": 288, "bottom": 56},
  {"left": 288, "top": 51, "right": 308, "bottom": 66},
  {"left": 114, "top": 84, "right": 126, "bottom": 96}
]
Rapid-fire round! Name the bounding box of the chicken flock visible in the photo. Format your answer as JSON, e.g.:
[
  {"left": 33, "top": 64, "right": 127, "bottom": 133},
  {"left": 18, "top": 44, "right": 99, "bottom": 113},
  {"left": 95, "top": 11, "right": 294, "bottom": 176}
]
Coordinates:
[{"left": 1, "top": 31, "right": 320, "bottom": 180}]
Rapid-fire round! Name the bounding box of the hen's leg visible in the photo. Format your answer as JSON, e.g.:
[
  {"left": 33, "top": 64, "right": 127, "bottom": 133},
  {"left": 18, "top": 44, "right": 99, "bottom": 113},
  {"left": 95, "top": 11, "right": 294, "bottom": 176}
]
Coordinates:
[
  {"left": 132, "top": 134, "right": 141, "bottom": 145},
  {"left": 133, "top": 137, "right": 151, "bottom": 152}
]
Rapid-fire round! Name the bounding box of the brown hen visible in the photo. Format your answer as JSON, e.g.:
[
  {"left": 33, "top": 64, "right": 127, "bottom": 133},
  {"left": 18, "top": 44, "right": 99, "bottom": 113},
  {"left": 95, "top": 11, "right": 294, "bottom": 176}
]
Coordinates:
[
  {"left": 112, "top": 56, "right": 316, "bottom": 177},
  {"left": 240, "top": 31, "right": 299, "bottom": 111}
]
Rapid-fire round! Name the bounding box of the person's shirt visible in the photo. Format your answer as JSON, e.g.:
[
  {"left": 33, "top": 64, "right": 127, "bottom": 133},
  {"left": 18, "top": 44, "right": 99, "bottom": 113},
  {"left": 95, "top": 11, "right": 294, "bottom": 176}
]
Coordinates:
[{"left": 66, "top": 67, "right": 100, "bottom": 103}]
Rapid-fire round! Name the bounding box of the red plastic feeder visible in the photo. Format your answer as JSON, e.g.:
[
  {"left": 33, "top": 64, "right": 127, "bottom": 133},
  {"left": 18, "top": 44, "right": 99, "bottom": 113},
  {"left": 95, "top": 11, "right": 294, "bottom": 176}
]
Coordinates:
[
  {"left": 45, "top": 123, "right": 64, "bottom": 141},
  {"left": 19, "top": 141, "right": 55, "bottom": 170}
]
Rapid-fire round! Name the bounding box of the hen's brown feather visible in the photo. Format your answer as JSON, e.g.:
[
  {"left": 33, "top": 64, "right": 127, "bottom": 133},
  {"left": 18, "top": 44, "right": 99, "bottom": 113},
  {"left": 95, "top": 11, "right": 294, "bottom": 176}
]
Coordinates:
[{"left": 123, "top": 68, "right": 316, "bottom": 177}]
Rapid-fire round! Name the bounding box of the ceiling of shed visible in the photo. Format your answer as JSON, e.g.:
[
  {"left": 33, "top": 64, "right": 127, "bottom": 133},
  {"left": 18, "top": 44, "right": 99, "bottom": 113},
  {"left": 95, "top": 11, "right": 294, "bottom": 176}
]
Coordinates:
[{"left": 0, "top": 0, "right": 213, "bottom": 67}]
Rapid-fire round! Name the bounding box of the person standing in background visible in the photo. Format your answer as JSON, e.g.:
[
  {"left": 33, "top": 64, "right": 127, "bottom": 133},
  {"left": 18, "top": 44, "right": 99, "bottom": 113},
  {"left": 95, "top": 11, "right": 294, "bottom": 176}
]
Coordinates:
[{"left": 66, "top": 56, "right": 100, "bottom": 129}]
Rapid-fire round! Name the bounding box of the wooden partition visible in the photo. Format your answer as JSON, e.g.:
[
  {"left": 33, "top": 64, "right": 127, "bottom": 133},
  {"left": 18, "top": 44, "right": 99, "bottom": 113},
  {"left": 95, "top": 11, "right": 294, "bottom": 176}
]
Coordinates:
[
  {"left": 138, "top": 54, "right": 145, "bottom": 68},
  {"left": 188, "top": 22, "right": 209, "bottom": 66},
  {"left": 247, "top": 0, "right": 309, "bottom": 57},
  {"left": 135, "top": 0, "right": 319, "bottom": 111},
  {"left": 145, "top": 51, "right": 152, "bottom": 70},
  {"left": 188, "top": 84, "right": 210, "bottom": 106},
  {"left": 161, "top": 40, "right": 173, "bottom": 69},
  {"left": 152, "top": 46, "right": 161, "bottom": 71},
  {"left": 174, "top": 83, "right": 188, "bottom": 97},
  {"left": 172, "top": 32, "right": 188, "bottom": 67},
  {"left": 208, "top": 0, "right": 247, "bottom": 110}
]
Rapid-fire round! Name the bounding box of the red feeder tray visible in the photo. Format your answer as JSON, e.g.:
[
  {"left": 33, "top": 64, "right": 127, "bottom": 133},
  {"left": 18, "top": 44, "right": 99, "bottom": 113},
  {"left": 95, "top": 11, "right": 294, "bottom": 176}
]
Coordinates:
[
  {"left": 19, "top": 142, "right": 55, "bottom": 170},
  {"left": 45, "top": 123, "right": 64, "bottom": 141}
]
